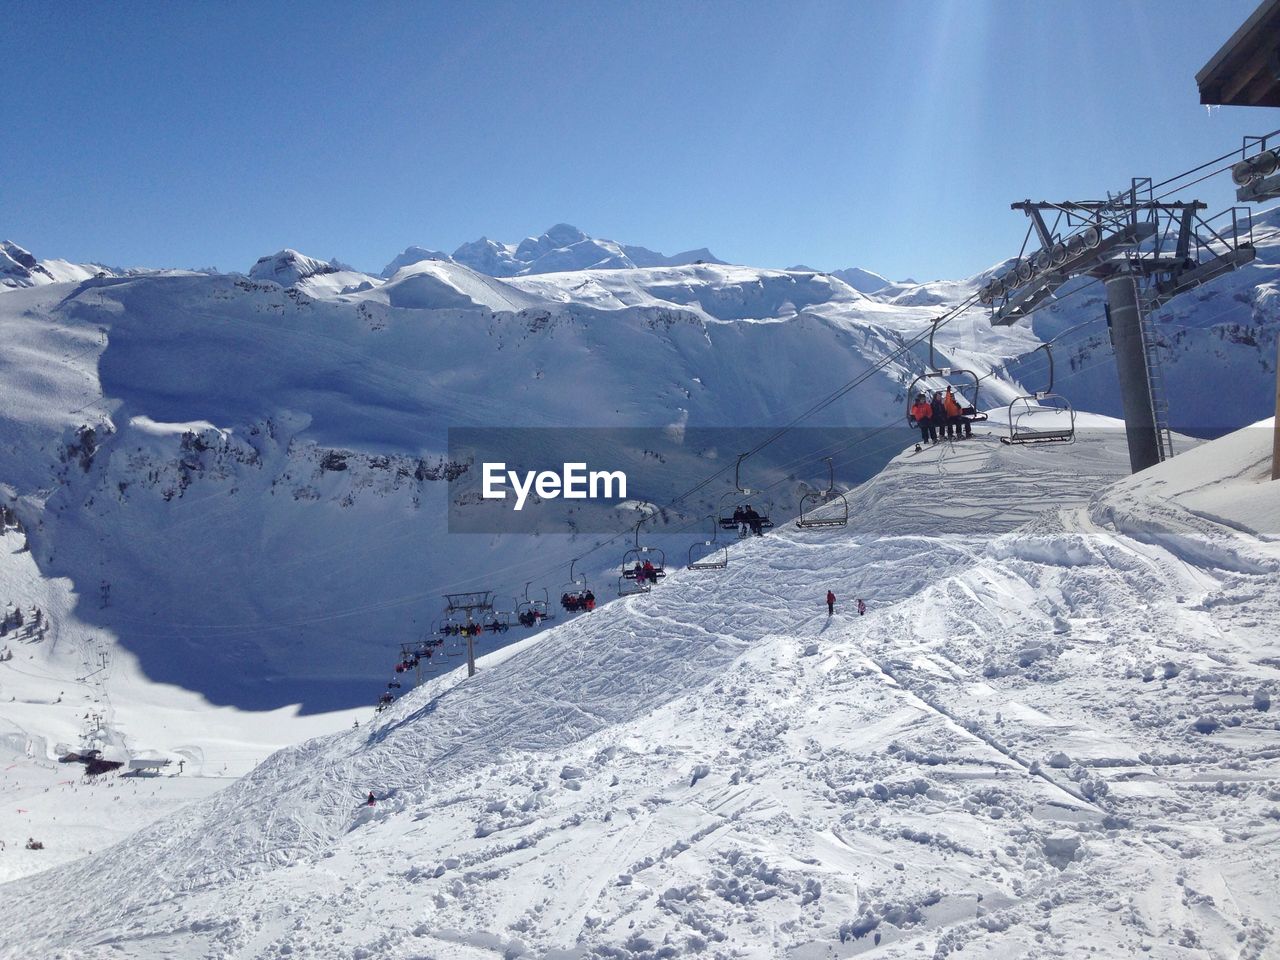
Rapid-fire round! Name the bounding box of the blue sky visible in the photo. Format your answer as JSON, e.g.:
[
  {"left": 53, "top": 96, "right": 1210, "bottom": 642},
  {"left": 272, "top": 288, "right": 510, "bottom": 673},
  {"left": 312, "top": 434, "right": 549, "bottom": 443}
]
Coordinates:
[{"left": 4, "top": 0, "right": 1274, "bottom": 281}]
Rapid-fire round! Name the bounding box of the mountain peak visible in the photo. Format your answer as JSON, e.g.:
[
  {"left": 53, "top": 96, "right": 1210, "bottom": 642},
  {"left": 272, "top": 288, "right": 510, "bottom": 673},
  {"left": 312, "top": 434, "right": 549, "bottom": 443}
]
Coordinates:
[
  {"left": 380, "top": 245, "right": 451, "bottom": 279},
  {"left": 248, "top": 249, "right": 338, "bottom": 286},
  {"left": 451, "top": 226, "right": 725, "bottom": 277}
]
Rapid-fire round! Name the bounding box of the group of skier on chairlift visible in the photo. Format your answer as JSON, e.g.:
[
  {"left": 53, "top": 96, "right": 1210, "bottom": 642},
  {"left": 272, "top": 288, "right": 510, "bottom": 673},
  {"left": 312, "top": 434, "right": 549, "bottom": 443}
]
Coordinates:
[
  {"left": 728, "top": 504, "right": 767, "bottom": 537},
  {"left": 560, "top": 589, "right": 596, "bottom": 612},
  {"left": 518, "top": 608, "right": 548, "bottom": 628},
  {"left": 627, "top": 559, "right": 662, "bottom": 583},
  {"left": 909, "top": 386, "right": 974, "bottom": 445}
]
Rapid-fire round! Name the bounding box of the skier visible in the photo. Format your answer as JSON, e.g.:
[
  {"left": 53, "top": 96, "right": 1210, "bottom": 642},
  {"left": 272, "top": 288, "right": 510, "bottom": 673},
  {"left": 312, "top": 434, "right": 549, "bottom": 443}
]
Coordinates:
[
  {"left": 826, "top": 590, "right": 836, "bottom": 617},
  {"left": 943, "top": 388, "right": 966, "bottom": 439},
  {"left": 366, "top": 791, "right": 376, "bottom": 806},
  {"left": 909, "top": 394, "right": 935, "bottom": 445},
  {"left": 857, "top": 598, "right": 866, "bottom": 616},
  {"left": 931, "top": 391, "right": 949, "bottom": 439}
]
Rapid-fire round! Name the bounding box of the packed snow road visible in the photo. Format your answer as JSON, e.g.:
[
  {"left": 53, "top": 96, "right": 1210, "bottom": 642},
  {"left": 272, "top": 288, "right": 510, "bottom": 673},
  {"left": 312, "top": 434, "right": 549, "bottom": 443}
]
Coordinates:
[{"left": 1, "top": 424, "right": 1278, "bottom": 959}]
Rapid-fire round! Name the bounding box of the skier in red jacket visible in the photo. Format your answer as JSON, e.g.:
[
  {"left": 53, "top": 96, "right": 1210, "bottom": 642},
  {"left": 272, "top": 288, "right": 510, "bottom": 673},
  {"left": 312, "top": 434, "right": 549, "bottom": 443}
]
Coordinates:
[{"left": 826, "top": 591, "right": 835, "bottom": 617}]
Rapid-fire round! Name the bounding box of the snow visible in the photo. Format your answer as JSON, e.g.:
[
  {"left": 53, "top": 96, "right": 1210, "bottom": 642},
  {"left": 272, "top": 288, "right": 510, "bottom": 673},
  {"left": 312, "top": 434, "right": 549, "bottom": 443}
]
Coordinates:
[
  {"left": 830, "top": 266, "right": 892, "bottom": 294},
  {"left": 0, "top": 223, "right": 1278, "bottom": 956},
  {"left": 379, "top": 245, "right": 450, "bottom": 279},
  {"left": 450, "top": 224, "right": 726, "bottom": 277},
  {"left": 2, "top": 421, "right": 1278, "bottom": 957}
]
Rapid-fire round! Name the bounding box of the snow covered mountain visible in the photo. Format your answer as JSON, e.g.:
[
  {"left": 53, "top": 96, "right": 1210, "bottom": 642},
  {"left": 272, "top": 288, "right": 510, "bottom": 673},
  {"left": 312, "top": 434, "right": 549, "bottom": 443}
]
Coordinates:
[
  {"left": 1, "top": 218, "right": 1278, "bottom": 956},
  {"left": 0, "top": 254, "right": 951, "bottom": 758},
  {"left": 3, "top": 420, "right": 1276, "bottom": 958},
  {"left": 0, "top": 240, "right": 112, "bottom": 289},
  {"left": 398, "top": 223, "right": 727, "bottom": 278},
  {"left": 378, "top": 244, "right": 450, "bottom": 278},
  {"left": 831, "top": 266, "right": 892, "bottom": 294}
]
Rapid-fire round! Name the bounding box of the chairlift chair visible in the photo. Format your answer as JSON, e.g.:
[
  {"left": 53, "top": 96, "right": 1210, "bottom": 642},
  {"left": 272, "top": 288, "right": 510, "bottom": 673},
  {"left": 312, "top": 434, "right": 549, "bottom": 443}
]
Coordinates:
[
  {"left": 483, "top": 610, "right": 511, "bottom": 633},
  {"left": 518, "top": 582, "right": 555, "bottom": 626},
  {"left": 687, "top": 516, "right": 729, "bottom": 570},
  {"left": 618, "top": 517, "right": 666, "bottom": 595},
  {"left": 796, "top": 457, "right": 849, "bottom": 529},
  {"left": 560, "top": 560, "right": 588, "bottom": 611},
  {"left": 905, "top": 318, "right": 990, "bottom": 429},
  {"left": 1001, "top": 343, "right": 1076, "bottom": 445},
  {"left": 716, "top": 455, "right": 774, "bottom": 538}
]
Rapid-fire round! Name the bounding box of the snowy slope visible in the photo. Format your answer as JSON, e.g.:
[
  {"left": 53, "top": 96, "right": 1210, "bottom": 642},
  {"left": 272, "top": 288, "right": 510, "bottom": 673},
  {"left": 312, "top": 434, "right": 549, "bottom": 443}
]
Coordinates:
[
  {"left": 0, "top": 251, "right": 959, "bottom": 823},
  {"left": 2, "top": 421, "right": 1277, "bottom": 958},
  {"left": 830, "top": 266, "right": 892, "bottom": 294},
  {"left": 0, "top": 217, "right": 1277, "bottom": 927}
]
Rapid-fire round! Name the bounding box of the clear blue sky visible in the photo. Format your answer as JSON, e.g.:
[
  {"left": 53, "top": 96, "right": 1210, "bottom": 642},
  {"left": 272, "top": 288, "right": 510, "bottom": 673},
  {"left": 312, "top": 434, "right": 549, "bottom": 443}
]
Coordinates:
[{"left": 4, "top": 0, "right": 1274, "bottom": 281}]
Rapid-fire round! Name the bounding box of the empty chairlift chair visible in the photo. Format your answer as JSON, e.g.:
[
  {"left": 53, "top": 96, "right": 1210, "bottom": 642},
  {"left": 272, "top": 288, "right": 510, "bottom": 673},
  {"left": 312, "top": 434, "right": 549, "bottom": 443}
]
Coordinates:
[
  {"left": 1002, "top": 344, "right": 1076, "bottom": 445},
  {"left": 687, "top": 516, "right": 729, "bottom": 571},
  {"left": 795, "top": 457, "right": 849, "bottom": 529}
]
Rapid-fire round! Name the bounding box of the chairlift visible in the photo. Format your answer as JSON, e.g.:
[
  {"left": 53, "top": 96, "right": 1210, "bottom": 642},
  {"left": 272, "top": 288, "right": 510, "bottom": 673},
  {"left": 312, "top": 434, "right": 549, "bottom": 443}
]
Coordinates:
[
  {"left": 560, "top": 559, "right": 596, "bottom": 612},
  {"left": 687, "top": 516, "right": 728, "bottom": 570},
  {"left": 905, "top": 318, "right": 990, "bottom": 431},
  {"left": 1001, "top": 342, "right": 1076, "bottom": 445},
  {"left": 483, "top": 609, "right": 512, "bottom": 633},
  {"left": 795, "top": 457, "right": 849, "bottom": 529},
  {"left": 618, "top": 516, "right": 666, "bottom": 595},
  {"left": 517, "top": 582, "right": 554, "bottom": 627},
  {"left": 437, "top": 611, "right": 465, "bottom": 637},
  {"left": 443, "top": 628, "right": 470, "bottom": 657},
  {"left": 716, "top": 454, "right": 774, "bottom": 538}
]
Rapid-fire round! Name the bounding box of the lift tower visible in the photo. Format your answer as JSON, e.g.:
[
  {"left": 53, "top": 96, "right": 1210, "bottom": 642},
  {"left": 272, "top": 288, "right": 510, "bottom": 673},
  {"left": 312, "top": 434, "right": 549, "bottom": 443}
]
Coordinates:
[
  {"left": 442, "top": 591, "right": 493, "bottom": 678},
  {"left": 980, "top": 178, "right": 1255, "bottom": 473}
]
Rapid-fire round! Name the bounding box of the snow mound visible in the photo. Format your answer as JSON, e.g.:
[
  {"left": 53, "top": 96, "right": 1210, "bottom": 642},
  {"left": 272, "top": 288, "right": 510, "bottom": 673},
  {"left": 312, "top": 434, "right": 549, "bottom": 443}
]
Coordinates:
[
  {"left": 830, "top": 265, "right": 892, "bottom": 294},
  {"left": 376, "top": 258, "right": 549, "bottom": 312}
]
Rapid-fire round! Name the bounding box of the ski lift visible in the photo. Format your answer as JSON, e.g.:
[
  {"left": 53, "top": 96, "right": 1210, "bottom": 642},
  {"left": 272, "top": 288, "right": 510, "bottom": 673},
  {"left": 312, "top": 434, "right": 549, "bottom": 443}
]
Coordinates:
[
  {"left": 560, "top": 559, "right": 596, "bottom": 612},
  {"left": 905, "top": 318, "right": 989, "bottom": 428},
  {"left": 795, "top": 457, "right": 849, "bottom": 529},
  {"left": 687, "top": 516, "right": 728, "bottom": 571},
  {"left": 716, "top": 455, "right": 774, "bottom": 538},
  {"left": 437, "top": 611, "right": 465, "bottom": 637},
  {"left": 517, "top": 582, "right": 555, "bottom": 627},
  {"left": 618, "top": 516, "right": 666, "bottom": 595},
  {"left": 1002, "top": 342, "right": 1076, "bottom": 445},
  {"left": 483, "top": 609, "right": 512, "bottom": 633},
  {"left": 443, "top": 627, "right": 470, "bottom": 657}
]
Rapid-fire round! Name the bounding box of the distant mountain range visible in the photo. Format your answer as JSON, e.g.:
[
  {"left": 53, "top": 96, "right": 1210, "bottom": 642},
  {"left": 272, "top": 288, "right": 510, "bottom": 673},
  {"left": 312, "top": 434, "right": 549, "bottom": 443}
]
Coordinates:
[{"left": 388, "top": 223, "right": 725, "bottom": 279}]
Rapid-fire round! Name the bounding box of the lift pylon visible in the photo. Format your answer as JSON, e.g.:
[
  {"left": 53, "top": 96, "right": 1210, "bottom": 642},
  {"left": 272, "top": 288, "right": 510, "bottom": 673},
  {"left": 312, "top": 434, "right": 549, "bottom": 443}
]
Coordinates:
[
  {"left": 983, "top": 177, "right": 1256, "bottom": 473},
  {"left": 442, "top": 590, "right": 494, "bottom": 677}
]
